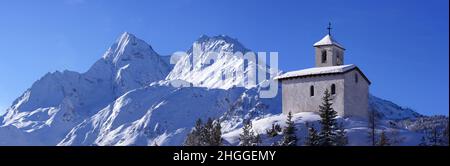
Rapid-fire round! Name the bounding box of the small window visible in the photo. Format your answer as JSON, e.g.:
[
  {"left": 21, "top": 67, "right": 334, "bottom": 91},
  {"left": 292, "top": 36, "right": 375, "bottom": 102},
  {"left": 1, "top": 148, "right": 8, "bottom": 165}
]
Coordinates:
[
  {"left": 355, "top": 73, "right": 358, "bottom": 83},
  {"left": 321, "top": 50, "right": 327, "bottom": 63},
  {"left": 310, "top": 86, "right": 314, "bottom": 96},
  {"left": 331, "top": 84, "right": 336, "bottom": 94}
]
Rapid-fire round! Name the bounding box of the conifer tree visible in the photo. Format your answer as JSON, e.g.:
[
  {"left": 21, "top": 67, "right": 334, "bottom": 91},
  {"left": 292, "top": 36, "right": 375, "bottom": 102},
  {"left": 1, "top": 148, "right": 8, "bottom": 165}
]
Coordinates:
[
  {"left": 201, "top": 118, "right": 214, "bottom": 145},
  {"left": 239, "top": 120, "right": 253, "bottom": 146},
  {"left": 184, "top": 118, "right": 204, "bottom": 146},
  {"left": 184, "top": 118, "right": 223, "bottom": 146},
  {"left": 210, "top": 120, "right": 223, "bottom": 146},
  {"left": 317, "top": 89, "right": 339, "bottom": 146},
  {"left": 280, "top": 112, "right": 298, "bottom": 146},
  {"left": 239, "top": 120, "right": 261, "bottom": 146},
  {"left": 305, "top": 122, "right": 319, "bottom": 146}
]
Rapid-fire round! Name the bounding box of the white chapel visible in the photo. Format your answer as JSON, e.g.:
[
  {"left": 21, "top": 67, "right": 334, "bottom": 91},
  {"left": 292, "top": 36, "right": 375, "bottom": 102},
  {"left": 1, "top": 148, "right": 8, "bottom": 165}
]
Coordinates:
[{"left": 275, "top": 25, "right": 371, "bottom": 119}]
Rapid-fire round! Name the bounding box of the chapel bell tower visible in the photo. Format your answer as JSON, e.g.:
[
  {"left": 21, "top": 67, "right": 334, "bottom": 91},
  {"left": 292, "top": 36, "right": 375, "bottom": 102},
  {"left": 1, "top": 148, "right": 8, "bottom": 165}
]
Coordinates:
[{"left": 313, "top": 23, "right": 346, "bottom": 67}]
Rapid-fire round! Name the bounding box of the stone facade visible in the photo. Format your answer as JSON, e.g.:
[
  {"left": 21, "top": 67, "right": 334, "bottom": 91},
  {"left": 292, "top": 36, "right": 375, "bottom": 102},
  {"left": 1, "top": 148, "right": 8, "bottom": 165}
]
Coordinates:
[
  {"left": 281, "top": 74, "right": 345, "bottom": 115},
  {"left": 314, "top": 45, "right": 345, "bottom": 67},
  {"left": 276, "top": 33, "right": 370, "bottom": 120},
  {"left": 343, "top": 69, "right": 369, "bottom": 119},
  {"left": 279, "top": 68, "right": 369, "bottom": 119}
]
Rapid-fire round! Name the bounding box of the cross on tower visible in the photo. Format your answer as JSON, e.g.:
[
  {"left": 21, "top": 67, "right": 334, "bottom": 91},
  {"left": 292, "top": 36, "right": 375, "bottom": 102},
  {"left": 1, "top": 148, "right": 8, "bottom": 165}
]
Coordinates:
[{"left": 327, "top": 22, "right": 332, "bottom": 35}]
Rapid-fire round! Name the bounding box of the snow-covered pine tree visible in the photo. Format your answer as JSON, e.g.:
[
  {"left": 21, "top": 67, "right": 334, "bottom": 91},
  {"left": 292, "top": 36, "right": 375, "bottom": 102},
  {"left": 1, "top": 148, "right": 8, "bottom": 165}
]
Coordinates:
[
  {"left": 201, "top": 118, "right": 214, "bottom": 145},
  {"left": 239, "top": 120, "right": 253, "bottom": 146},
  {"left": 239, "top": 120, "right": 261, "bottom": 146},
  {"left": 184, "top": 118, "right": 204, "bottom": 146},
  {"left": 317, "top": 89, "right": 339, "bottom": 146},
  {"left": 210, "top": 120, "right": 223, "bottom": 146},
  {"left": 378, "top": 130, "right": 390, "bottom": 146},
  {"left": 184, "top": 118, "right": 223, "bottom": 146},
  {"left": 305, "top": 122, "right": 319, "bottom": 146},
  {"left": 279, "top": 112, "right": 298, "bottom": 146}
]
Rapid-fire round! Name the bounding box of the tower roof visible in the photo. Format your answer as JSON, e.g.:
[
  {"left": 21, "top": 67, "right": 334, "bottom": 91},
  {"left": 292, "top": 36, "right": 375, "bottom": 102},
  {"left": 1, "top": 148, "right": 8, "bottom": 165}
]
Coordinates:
[
  {"left": 275, "top": 64, "right": 355, "bottom": 80},
  {"left": 274, "top": 64, "right": 371, "bottom": 84},
  {"left": 313, "top": 34, "right": 345, "bottom": 49}
]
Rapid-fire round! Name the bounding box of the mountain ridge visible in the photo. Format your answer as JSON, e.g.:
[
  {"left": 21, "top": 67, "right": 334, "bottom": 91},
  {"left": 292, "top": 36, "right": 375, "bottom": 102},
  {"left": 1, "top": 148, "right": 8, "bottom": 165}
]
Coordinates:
[{"left": 0, "top": 32, "right": 443, "bottom": 146}]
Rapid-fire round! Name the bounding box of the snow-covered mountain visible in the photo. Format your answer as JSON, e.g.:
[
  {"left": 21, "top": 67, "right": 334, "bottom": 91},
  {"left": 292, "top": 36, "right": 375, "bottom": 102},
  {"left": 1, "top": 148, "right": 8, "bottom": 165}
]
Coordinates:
[
  {"left": 166, "top": 35, "right": 250, "bottom": 89},
  {"left": 0, "top": 32, "right": 170, "bottom": 145},
  {"left": 369, "top": 95, "right": 423, "bottom": 120},
  {"left": 0, "top": 32, "right": 443, "bottom": 146}
]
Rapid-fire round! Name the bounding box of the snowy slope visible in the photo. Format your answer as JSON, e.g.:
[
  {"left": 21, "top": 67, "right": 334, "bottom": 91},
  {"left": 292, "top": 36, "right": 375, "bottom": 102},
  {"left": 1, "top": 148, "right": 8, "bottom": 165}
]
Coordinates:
[
  {"left": 57, "top": 87, "right": 427, "bottom": 146},
  {"left": 369, "top": 95, "right": 423, "bottom": 120},
  {"left": 0, "top": 33, "right": 439, "bottom": 146},
  {"left": 58, "top": 85, "right": 246, "bottom": 145},
  {"left": 1, "top": 70, "right": 110, "bottom": 145},
  {"left": 223, "top": 112, "right": 424, "bottom": 146},
  {"left": 57, "top": 83, "right": 282, "bottom": 145}
]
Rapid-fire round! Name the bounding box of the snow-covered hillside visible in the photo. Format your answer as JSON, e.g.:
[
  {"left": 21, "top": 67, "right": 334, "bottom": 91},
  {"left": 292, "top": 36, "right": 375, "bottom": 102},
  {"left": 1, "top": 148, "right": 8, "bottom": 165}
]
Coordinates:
[
  {"left": 223, "top": 112, "right": 424, "bottom": 146},
  {"left": 59, "top": 85, "right": 246, "bottom": 145},
  {"left": 0, "top": 32, "right": 444, "bottom": 146},
  {"left": 369, "top": 95, "right": 423, "bottom": 120}
]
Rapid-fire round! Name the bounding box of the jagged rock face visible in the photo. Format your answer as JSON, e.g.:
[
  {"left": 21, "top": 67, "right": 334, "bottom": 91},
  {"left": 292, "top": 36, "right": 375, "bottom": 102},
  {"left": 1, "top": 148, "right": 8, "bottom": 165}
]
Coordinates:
[
  {"left": 95, "top": 32, "right": 171, "bottom": 96},
  {"left": 166, "top": 35, "right": 261, "bottom": 89}
]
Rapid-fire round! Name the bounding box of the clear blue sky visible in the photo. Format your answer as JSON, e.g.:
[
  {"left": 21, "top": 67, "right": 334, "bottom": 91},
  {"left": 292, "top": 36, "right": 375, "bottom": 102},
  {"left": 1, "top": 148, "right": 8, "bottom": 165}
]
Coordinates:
[{"left": 0, "top": 0, "right": 448, "bottom": 116}]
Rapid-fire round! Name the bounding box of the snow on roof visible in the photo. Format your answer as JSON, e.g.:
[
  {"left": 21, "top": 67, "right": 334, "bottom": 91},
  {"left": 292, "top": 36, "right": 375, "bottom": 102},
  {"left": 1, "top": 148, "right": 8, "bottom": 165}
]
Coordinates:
[
  {"left": 313, "top": 34, "right": 345, "bottom": 49},
  {"left": 274, "top": 64, "right": 356, "bottom": 80}
]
